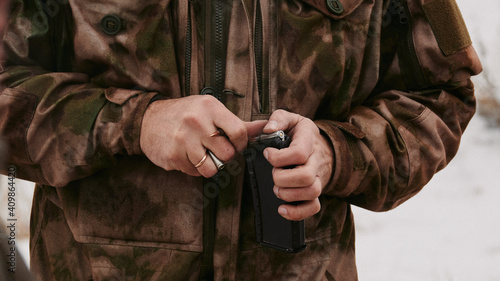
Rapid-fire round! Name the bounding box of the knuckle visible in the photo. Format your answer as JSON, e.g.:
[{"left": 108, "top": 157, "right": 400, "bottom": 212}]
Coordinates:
[
  {"left": 304, "top": 171, "right": 317, "bottom": 187},
  {"left": 294, "top": 170, "right": 315, "bottom": 187},
  {"left": 219, "top": 146, "right": 235, "bottom": 162},
  {"left": 303, "top": 117, "right": 316, "bottom": 128},
  {"left": 183, "top": 112, "right": 203, "bottom": 128},
  {"left": 199, "top": 94, "right": 215, "bottom": 103},
  {"left": 289, "top": 210, "right": 304, "bottom": 221},
  {"left": 227, "top": 123, "right": 247, "bottom": 148},
  {"left": 173, "top": 130, "right": 186, "bottom": 144},
  {"left": 278, "top": 189, "right": 291, "bottom": 202},
  {"left": 233, "top": 124, "right": 247, "bottom": 140},
  {"left": 294, "top": 150, "right": 309, "bottom": 165},
  {"left": 273, "top": 109, "right": 287, "bottom": 117},
  {"left": 311, "top": 182, "right": 322, "bottom": 198},
  {"left": 312, "top": 199, "right": 321, "bottom": 215},
  {"left": 265, "top": 149, "right": 277, "bottom": 166},
  {"left": 199, "top": 95, "right": 219, "bottom": 107},
  {"left": 271, "top": 167, "right": 281, "bottom": 183},
  {"left": 162, "top": 162, "right": 174, "bottom": 172}
]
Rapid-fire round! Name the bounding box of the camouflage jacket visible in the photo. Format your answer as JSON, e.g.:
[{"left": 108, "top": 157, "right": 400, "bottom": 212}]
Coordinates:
[{"left": 0, "top": 0, "right": 481, "bottom": 280}]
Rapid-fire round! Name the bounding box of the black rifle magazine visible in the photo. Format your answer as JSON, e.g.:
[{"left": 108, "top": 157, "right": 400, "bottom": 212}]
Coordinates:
[{"left": 244, "top": 131, "right": 306, "bottom": 253}]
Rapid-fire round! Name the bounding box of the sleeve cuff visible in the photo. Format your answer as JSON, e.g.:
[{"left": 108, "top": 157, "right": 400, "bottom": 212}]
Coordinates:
[
  {"left": 103, "top": 88, "right": 160, "bottom": 156},
  {"left": 129, "top": 92, "right": 161, "bottom": 155},
  {"left": 315, "top": 120, "right": 365, "bottom": 198}
]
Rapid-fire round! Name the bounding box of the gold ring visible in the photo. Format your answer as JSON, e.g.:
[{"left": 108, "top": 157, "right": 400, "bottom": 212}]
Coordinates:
[
  {"left": 194, "top": 154, "right": 208, "bottom": 168},
  {"left": 209, "top": 129, "right": 226, "bottom": 138}
]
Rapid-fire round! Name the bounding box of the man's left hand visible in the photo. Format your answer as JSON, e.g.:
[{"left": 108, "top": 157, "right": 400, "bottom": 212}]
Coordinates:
[{"left": 246, "top": 110, "right": 334, "bottom": 221}]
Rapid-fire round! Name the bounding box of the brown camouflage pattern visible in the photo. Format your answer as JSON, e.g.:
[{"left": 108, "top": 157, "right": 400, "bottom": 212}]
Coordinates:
[{"left": 0, "top": 0, "right": 481, "bottom": 280}]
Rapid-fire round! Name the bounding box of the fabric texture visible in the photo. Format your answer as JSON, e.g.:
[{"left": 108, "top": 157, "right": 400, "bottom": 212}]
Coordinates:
[
  {"left": 0, "top": 0, "right": 482, "bottom": 280},
  {"left": 423, "top": 0, "right": 472, "bottom": 56}
]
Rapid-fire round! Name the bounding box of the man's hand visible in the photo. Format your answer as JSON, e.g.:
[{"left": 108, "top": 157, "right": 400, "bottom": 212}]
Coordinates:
[
  {"left": 140, "top": 95, "right": 249, "bottom": 178},
  {"left": 251, "top": 110, "right": 334, "bottom": 221}
]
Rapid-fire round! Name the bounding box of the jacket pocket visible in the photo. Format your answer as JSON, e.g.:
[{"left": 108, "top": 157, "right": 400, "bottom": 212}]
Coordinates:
[
  {"left": 59, "top": 157, "right": 204, "bottom": 253},
  {"left": 275, "top": 0, "right": 373, "bottom": 120},
  {"left": 86, "top": 243, "right": 202, "bottom": 281}
]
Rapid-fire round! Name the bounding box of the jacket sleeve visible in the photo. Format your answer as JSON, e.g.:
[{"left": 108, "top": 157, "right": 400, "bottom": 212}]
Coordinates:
[
  {"left": 0, "top": 1, "right": 157, "bottom": 187},
  {"left": 316, "top": 0, "right": 482, "bottom": 211}
]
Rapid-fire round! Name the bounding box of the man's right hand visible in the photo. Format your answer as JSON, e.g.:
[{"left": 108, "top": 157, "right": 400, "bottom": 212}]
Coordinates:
[{"left": 140, "top": 95, "right": 249, "bottom": 178}]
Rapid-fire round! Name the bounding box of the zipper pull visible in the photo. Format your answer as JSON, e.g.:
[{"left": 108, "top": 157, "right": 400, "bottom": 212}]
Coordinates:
[{"left": 390, "top": 0, "right": 408, "bottom": 24}]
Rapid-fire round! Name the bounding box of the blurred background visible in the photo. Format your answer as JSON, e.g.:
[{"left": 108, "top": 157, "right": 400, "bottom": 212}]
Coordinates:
[
  {"left": 1, "top": 0, "right": 499, "bottom": 279},
  {"left": 354, "top": 0, "right": 500, "bottom": 280}
]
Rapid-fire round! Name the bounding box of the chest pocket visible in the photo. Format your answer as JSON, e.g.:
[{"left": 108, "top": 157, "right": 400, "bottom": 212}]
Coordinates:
[
  {"left": 275, "top": 0, "right": 371, "bottom": 120},
  {"left": 70, "top": 0, "right": 180, "bottom": 94}
]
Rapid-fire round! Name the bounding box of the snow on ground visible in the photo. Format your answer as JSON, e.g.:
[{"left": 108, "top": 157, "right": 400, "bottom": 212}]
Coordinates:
[
  {"left": 353, "top": 116, "right": 500, "bottom": 280},
  {"left": 354, "top": 1, "right": 500, "bottom": 280},
  {"left": 457, "top": 0, "right": 500, "bottom": 98}
]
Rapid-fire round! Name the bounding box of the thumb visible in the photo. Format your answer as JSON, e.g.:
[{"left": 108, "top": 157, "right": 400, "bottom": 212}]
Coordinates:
[{"left": 263, "top": 109, "right": 301, "bottom": 134}]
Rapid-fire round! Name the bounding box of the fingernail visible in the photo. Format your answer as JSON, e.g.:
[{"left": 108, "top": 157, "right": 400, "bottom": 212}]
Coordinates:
[
  {"left": 273, "top": 186, "right": 279, "bottom": 198},
  {"left": 278, "top": 206, "right": 288, "bottom": 216},
  {"left": 263, "top": 149, "right": 269, "bottom": 160}
]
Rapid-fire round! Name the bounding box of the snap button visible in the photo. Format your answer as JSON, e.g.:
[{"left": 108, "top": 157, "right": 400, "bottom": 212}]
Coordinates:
[
  {"left": 200, "top": 87, "right": 216, "bottom": 96},
  {"left": 100, "top": 14, "right": 123, "bottom": 35},
  {"left": 326, "top": 0, "right": 344, "bottom": 15}
]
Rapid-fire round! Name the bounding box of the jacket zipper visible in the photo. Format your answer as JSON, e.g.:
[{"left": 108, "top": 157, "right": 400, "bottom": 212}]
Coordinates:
[
  {"left": 200, "top": 2, "right": 230, "bottom": 280},
  {"left": 393, "top": 0, "right": 427, "bottom": 90},
  {"left": 202, "top": 1, "right": 227, "bottom": 102},
  {"left": 254, "top": 0, "right": 264, "bottom": 113},
  {"left": 213, "top": 1, "right": 225, "bottom": 101},
  {"left": 185, "top": 2, "right": 192, "bottom": 96}
]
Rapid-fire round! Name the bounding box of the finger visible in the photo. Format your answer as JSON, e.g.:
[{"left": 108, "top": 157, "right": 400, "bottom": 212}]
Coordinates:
[
  {"left": 263, "top": 109, "right": 302, "bottom": 134},
  {"left": 178, "top": 163, "right": 202, "bottom": 177},
  {"left": 212, "top": 116, "right": 248, "bottom": 152},
  {"left": 278, "top": 198, "right": 321, "bottom": 221},
  {"left": 264, "top": 142, "right": 313, "bottom": 168},
  {"left": 273, "top": 177, "right": 322, "bottom": 202},
  {"left": 245, "top": 120, "right": 268, "bottom": 140},
  {"left": 264, "top": 119, "right": 317, "bottom": 168},
  {"left": 195, "top": 154, "right": 219, "bottom": 178},
  {"left": 187, "top": 147, "right": 218, "bottom": 178},
  {"left": 202, "top": 133, "right": 236, "bottom": 163},
  {"left": 272, "top": 163, "right": 317, "bottom": 188},
  {"left": 195, "top": 95, "right": 248, "bottom": 152}
]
